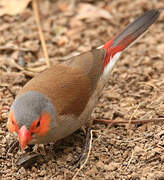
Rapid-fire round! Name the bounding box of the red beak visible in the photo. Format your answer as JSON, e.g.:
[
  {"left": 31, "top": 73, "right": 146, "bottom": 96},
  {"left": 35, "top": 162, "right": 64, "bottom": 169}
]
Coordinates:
[{"left": 18, "top": 125, "right": 32, "bottom": 150}]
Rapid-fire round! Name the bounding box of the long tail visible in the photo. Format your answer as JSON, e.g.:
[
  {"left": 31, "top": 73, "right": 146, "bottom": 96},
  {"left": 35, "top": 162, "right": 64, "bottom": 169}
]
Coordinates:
[{"left": 101, "top": 9, "right": 160, "bottom": 75}]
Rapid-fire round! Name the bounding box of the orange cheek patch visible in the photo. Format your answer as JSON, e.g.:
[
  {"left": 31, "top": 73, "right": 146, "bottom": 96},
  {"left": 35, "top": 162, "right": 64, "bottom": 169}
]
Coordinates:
[
  {"left": 7, "top": 110, "right": 19, "bottom": 133},
  {"left": 30, "top": 112, "right": 51, "bottom": 136}
]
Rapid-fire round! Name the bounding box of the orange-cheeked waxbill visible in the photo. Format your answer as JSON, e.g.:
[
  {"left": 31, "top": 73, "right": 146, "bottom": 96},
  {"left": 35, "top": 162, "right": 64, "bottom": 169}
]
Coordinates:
[{"left": 7, "top": 9, "right": 160, "bottom": 150}]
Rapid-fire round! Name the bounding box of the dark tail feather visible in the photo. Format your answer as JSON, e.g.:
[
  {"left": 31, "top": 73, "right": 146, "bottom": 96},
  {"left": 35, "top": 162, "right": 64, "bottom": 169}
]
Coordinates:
[{"left": 102, "top": 9, "right": 160, "bottom": 71}]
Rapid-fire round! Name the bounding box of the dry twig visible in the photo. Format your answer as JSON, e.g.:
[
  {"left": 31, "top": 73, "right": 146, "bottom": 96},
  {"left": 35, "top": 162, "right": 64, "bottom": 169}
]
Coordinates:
[
  {"left": 94, "top": 118, "right": 164, "bottom": 124},
  {"left": 127, "top": 150, "right": 134, "bottom": 168},
  {"left": 32, "top": 0, "right": 50, "bottom": 67},
  {"left": 128, "top": 103, "right": 140, "bottom": 125}
]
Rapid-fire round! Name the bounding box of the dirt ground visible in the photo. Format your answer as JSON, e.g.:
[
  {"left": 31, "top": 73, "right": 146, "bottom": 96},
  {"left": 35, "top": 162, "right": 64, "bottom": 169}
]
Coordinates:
[{"left": 0, "top": 0, "right": 164, "bottom": 179}]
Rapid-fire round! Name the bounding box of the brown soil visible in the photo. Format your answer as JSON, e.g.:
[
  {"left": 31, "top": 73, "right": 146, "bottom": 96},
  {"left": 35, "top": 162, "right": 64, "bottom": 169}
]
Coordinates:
[{"left": 0, "top": 0, "right": 164, "bottom": 179}]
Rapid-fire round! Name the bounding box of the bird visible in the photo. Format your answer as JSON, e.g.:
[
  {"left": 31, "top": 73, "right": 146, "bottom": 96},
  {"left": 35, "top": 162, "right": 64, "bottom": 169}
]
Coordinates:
[{"left": 8, "top": 9, "right": 160, "bottom": 151}]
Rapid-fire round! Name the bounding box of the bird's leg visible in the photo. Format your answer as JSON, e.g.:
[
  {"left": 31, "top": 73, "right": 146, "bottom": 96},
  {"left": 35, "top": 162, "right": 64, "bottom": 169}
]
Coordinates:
[
  {"left": 81, "top": 126, "right": 86, "bottom": 134},
  {"left": 73, "top": 127, "right": 92, "bottom": 168}
]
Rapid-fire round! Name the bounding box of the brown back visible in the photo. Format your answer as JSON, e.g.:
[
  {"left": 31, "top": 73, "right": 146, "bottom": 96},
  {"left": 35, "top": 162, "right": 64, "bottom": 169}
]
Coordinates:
[{"left": 66, "top": 48, "right": 105, "bottom": 90}]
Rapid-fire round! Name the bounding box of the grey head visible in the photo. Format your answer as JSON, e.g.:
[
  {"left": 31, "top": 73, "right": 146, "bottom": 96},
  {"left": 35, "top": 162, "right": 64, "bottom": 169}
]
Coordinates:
[{"left": 10, "top": 91, "right": 56, "bottom": 129}]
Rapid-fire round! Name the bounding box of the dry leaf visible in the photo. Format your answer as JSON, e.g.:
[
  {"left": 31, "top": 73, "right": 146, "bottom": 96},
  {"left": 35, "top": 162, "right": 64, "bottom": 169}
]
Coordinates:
[
  {"left": 0, "top": 0, "right": 31, "bottom": 16},
  {"left": 17, "top": 153, "right": 41, "bottom": 168},
  {"left": 75, "top": 3, "right": 112, "bottom": 20},
  {"left": 57, "top": 1, "right": 70, "bottom": 12}
]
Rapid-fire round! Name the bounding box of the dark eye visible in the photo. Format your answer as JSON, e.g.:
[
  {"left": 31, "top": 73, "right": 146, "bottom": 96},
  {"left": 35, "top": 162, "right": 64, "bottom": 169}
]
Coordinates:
[
  {"left": 11, "top": 120, "right": 15, "bottom": 125},
  {"left": 36, "top": 119, "right": 40, "bottom": 128}
]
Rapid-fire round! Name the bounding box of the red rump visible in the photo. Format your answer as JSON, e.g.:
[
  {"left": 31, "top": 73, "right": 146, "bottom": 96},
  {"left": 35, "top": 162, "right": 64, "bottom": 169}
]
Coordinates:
[{"left": 102, "top": 39, "right": 124, "bottom": 71}]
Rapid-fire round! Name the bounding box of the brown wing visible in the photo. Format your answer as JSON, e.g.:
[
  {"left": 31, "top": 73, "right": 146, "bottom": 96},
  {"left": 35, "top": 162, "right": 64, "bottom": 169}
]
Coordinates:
[
  {"left": 19, "top": 48, "right": 105, "bottom": 117},
  {"left": 19, "top": 64, "right": 91, "bottom": 116}
]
